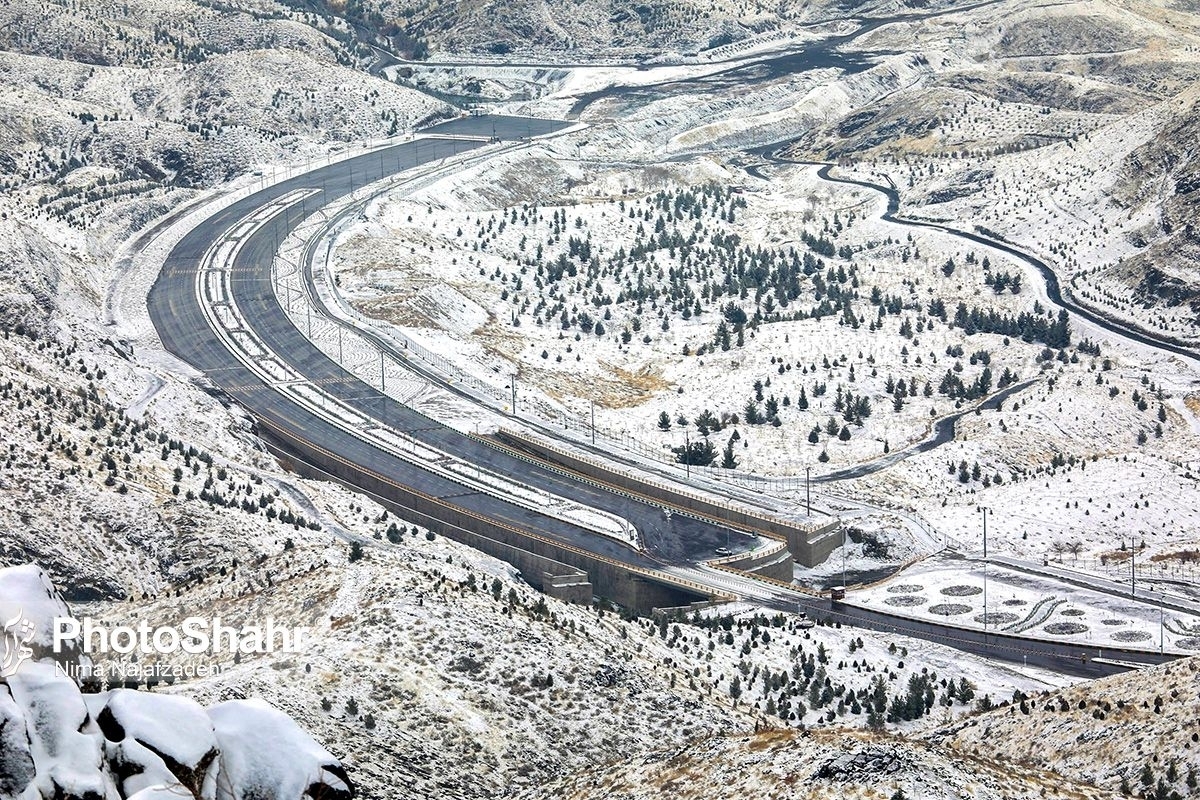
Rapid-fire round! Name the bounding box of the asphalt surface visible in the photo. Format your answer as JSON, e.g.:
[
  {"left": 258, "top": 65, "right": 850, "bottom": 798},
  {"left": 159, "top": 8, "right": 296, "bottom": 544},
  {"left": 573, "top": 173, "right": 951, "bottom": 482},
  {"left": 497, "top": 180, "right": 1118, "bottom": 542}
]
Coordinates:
[
  {"left": 148, "top": 115, "right": 747, "bottom": 575},
  {"left": 803, "top": 162, "right": 1200, "bottom": 364},
  {"left": 568, "top": 0, "right": 1003, "bottom": 118},
  {"left": 814, "top": 379, "right": 1035, "bottom": 483},
  {"left": 146, "top": 112, "right": 1185, "bottom": 673},
  {"left": 813, "top": 596, "right": 1173, "bottom": 677},
  {"left": 673, "top": 565, "right": 1165, "bottom": 676}
]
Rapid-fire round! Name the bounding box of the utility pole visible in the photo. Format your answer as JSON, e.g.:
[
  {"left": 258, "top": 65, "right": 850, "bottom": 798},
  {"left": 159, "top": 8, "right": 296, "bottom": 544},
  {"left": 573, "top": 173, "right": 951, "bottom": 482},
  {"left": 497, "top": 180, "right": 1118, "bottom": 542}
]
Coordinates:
[
  {"left": 981, "top": 506, "right": 989, "bottom": 559},
  {"left": 1130, "top": 540, "right": 1136, "bottom": 597},
  {"left": 842, "top": 524, "right": 847, "bottom": 592},
  {"left": 981, "top": 506, "right": 990, "bottom": 634},
  {"left": 380, "top": 350, "right": 386, "bottom": 394},
  {"left": 805, "top": 466, "right": 811, "bottom": 516},
  {"left": 684, "top": 429, "right": 690, "bottom": 479},
  {"left": 510, "top": 375, "right": 517, "bottom": 416},
  {"left": 590, "top": 400, "right": 595, "bottom": 445}
]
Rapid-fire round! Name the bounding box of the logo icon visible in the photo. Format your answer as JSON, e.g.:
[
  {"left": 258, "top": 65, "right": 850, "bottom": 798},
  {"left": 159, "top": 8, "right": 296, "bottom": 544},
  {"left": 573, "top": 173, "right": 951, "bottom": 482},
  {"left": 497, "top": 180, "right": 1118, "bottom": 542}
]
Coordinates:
[{"left": 1, "top": 609, "right": 36, "bottom": 678}]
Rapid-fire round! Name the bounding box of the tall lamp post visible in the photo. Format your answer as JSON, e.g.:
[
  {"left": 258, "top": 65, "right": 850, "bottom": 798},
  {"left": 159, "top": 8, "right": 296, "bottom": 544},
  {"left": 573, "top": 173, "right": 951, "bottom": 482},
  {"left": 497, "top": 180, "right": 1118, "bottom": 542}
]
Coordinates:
[
  {"left": 684, "top": 429, "right": 690, "bottom": 479},
  {"left": 1130, "top": 538, "right": 1137, "bottom": 598},
  {"left": 980, "top": 506, "right": 990, "bottom": 636},
  {"left": 842, "top": 524, "right": 848, "bottom": 593},
  {"left": 805, "top": 466, "right": 811, "bottom": 516}
]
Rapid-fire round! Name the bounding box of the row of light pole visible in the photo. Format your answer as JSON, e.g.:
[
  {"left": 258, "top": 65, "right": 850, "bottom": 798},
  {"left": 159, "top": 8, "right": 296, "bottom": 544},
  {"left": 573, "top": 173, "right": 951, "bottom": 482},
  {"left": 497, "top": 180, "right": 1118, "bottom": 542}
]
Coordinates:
[{"left": 980, "top": 508, "right": 1167, "bottom": 655}]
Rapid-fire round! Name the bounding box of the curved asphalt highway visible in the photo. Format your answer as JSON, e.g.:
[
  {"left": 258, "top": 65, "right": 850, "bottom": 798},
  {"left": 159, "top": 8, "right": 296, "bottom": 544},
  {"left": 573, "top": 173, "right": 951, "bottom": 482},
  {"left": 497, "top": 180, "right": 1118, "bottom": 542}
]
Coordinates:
[
  {"left": 149, "top": 116, "right": 744, "bottom": 577},
  {"left": 771, "top": 155, "right": 1200, "bottom": 365},
  {"left": 146, "top": 115, "right": 1183, "bottom": 673}
]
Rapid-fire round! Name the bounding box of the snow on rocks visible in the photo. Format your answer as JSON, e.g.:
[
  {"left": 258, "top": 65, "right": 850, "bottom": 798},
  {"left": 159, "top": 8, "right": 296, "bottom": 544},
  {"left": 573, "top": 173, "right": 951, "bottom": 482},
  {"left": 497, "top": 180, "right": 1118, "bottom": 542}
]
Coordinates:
[
  {"left": 0, "top": 563, "right": 354, "bottom": 800},
  {"left": 4, "top": 662, "right": 110, "bottom": 800},
  {"left": 90, "top": 690, "right": 220, "bottom": 800},
  {"left": 209, "top": 699, "right": 353, "bottom": 800},
  {"left": 0, "top": 564, "right": 77, "bottom": 668}
]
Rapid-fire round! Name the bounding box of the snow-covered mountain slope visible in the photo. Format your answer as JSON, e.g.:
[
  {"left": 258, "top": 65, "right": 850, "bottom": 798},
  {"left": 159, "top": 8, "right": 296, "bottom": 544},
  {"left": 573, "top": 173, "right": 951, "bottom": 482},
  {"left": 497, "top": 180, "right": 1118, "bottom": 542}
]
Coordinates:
[
  {"left": 341, "top": 0, "right": 943, "bottom": 60},
  {"left": 932, "top": 657, "right": 1200, "bottom": 796},
  {"left": 782, "top": 0, "right": 1200, "bottom": 345},
  {"left": 0, "top": 0, "right": 449, "bottom": 255},
  {"left": 520, "top": 725, "right": 1118, "bottom": 800},
  {"left": 83, "top": 531, "right": 1073, "bottom": 798}
]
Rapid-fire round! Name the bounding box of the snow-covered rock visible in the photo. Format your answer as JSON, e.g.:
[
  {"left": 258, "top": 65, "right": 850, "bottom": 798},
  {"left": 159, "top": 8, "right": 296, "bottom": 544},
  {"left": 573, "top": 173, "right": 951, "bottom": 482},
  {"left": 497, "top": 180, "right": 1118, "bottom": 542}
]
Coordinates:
[
  {"left": 0, "top": 681, "right": 37, "bottom": 797},
  {"left": 208, "top": 699, "right": 353, "bottom": 800},
  {"left": 91, "top": 690, "right": 220, "bottom": 800},
  {"left": 0, "top": 564, "right": 353, "bottom": 800},
  {"left": 0, "top": 563, "right": 77, "bottom": 668},
  {"left": 4, "top": 662, "right": 113, "bottom": 800}
]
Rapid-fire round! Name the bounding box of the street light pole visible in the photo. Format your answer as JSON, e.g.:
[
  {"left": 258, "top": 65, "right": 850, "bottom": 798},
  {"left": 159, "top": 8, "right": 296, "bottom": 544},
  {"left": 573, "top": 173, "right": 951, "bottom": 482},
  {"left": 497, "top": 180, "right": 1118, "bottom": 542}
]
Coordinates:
[
  {"left": 981, "top": 506, "right": 990, "bottom": 634},
  {"left": 1131, "top": 540, "right": 1137, "bottom": 598},
  {"left": 591, "top": 400, "right": 595, "bottom": 446},
  {"left": 981, "top": 506, "right": 988, "bottom": 559},
  {"left": 842, "top": 525, "right": 847, "bottom": 591},
  {"left": 805, "top": 466, "right": 811, "bottom": 516},
  {"left": 685, "top": 429, "right": 690, "bottom": 479}
]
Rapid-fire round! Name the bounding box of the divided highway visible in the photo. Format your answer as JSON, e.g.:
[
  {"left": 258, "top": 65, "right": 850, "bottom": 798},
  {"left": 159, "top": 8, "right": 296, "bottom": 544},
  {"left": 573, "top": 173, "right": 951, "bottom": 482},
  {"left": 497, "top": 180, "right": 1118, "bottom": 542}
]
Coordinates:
[
  {"left": 146, "top": 114, "right": 1181, "bottom": 675},
  {"left": 148, "top": 116, "right": 746, "bottom": 584}
]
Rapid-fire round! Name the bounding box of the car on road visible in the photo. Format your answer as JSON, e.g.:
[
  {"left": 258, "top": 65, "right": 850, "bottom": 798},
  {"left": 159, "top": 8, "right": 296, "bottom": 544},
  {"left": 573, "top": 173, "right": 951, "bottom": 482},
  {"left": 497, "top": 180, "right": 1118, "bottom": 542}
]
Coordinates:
[{"left": 714, "top": 547, "right": 732, "bottom": 556}]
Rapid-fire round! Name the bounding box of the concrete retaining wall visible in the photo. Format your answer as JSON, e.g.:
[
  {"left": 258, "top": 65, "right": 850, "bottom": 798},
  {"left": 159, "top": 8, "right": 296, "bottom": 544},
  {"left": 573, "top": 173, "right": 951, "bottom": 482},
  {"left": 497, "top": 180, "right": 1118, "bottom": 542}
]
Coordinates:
[
  {"left": 721, "top": 543, "right": 794, "bottom": 582},
  {"left": 493, "top": 430, "right": 840, "bottom": 566},
  {"left": 543, "top": 571, "right": 593, "bottom": 605},
  {"left": 258, "top": 423, "right": 704, "bottom": 613},
  {"left": 789, "top": 520, "right": 842, "bottom": 567}
]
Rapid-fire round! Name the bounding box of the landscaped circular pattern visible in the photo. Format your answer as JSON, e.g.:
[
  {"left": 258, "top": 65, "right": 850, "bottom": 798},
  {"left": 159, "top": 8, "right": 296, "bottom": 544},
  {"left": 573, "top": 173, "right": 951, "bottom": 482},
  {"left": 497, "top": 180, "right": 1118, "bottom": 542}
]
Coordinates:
[
  {"left": 1003, "top": 599, "right": 1027, "bottom": 607},
  {"left": 974, "top": 612, "right": 1018, "bottom": 626},
  {"left": 885, "top": 595, "right": 927, "bottom": 607},
  {"left": 929, "top": 603, "right": 972, "bottom": 616},
  {"left": 1059, "top": 608, "right": 1085, "bottom": 617},
  {"left": 1112, "top": 630, "right": 1152, "bottom": 642},
  {"left": 1176, "top": 637, "right": 1200, "bottom": 651},
  {"left": 940, "top": 585, "right": 983, "bottom": 597},
  {"left": 1101, "top": 619, "right": 1128, "bottom": 626},
  {"left": 1043, "top": 622, "right": 1089, "bottom": 635},
  {"left": 887, "top": 584, "right": 924, "bottom": 594}
]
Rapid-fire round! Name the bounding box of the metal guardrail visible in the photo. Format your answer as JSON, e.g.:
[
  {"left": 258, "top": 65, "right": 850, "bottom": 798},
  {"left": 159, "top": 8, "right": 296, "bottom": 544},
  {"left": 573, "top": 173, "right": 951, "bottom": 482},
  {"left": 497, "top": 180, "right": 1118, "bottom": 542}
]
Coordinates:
[
  {"left": 253, "top": 417, "right": 733, "bottom": 602},
  {"left": 709, "top": 562, "right": 823, "bottom": 597},
  {"left": 491, "top": 428, "right": 833, "bottom": 542}
]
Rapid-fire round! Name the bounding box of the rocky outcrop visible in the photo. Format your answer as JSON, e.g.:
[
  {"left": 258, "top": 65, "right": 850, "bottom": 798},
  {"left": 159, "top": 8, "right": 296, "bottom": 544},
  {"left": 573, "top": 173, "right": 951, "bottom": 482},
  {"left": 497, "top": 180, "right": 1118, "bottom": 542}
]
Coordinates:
[{"left": 0, "top": 563, "right": 353, "bottom": 800}]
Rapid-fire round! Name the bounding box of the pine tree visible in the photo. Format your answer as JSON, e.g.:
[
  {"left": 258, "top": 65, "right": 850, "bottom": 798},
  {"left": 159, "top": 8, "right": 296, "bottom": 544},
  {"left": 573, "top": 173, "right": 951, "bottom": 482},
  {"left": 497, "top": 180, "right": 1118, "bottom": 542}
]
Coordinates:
[{"left": 721, "top": 437, "right": 738, "bottom": 469}]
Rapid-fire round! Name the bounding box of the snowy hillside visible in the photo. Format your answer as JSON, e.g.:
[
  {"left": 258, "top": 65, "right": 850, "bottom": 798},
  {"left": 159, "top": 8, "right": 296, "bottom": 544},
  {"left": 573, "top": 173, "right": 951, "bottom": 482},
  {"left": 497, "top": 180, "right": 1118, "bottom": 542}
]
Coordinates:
[
  {"left": 523, "top": 726, "right": 1116, "bottom": 800},
  {"left": 73, "top": 520, "right": 1074, "bottom": 797},
  {"left": 788, "top": 0, "right": 1200, "bottom": 347},
  {"left": 2, "top": 0, "right": 1199, "bottom": 797},
  {"left": 935, "top": 657, "right": 1200, "bottom": 796}
]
